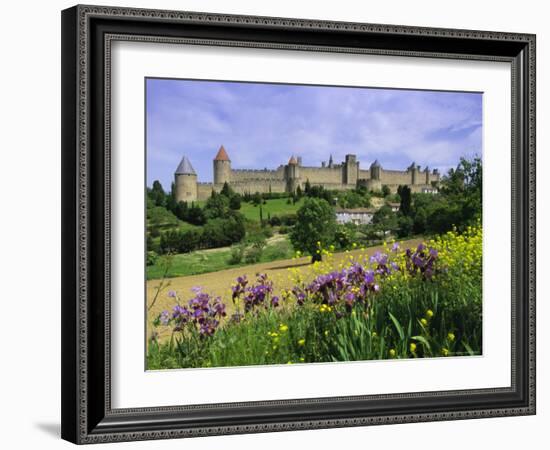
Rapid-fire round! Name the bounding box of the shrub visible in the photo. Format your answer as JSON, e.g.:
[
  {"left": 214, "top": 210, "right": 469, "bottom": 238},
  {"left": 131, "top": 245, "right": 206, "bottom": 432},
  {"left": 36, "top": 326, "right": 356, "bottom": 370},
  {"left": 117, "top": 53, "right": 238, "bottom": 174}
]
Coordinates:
[
  {"left": 334, "top": 225, "right": 354, "bottom": 250},
  {"left": 268, "top": 215, "right": 282, "bottom": 226},
  {"left": 262, "top": 226, "right": 274, "bottom": 239},
  {"left": 397, "top": 215, "right": 414, "bottom": 238},
  {"left": 146, "top": 251, "right": 159, "bottom": 266},
  {"left": 228, "top": 243, "right": 246, "bottom": 265},
  {"left": 278, "top": 225, "right": 290, "bottom": 235},
  {"left": 279, "top": 213, "right": 297, "bottom": 226},
  {"left": 229, "top": 194, "right": 242, "bottom": 210},
  {"left": 263, "top": 240, "right": 291, "bottom": 260},
  {"left": 201, "top": 215, "right": 246, "bottom": 248},
  {"left": 244, "top": 246, "right": 263, "bottom": 263}
]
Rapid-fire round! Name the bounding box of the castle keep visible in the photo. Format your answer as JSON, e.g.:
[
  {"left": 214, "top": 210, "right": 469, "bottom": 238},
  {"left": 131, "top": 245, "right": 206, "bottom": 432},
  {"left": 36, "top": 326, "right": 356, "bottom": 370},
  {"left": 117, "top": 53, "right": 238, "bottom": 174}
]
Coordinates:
[{"left": 174, "top": 145, "right": 440, "bottom": 203}]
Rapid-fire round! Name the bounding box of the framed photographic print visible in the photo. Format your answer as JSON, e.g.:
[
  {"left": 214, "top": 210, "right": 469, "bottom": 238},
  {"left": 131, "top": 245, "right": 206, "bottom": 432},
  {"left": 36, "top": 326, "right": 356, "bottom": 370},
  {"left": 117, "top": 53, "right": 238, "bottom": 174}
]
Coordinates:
[{"left": 61, "top": 5, "right": 536, "bottom": 444}]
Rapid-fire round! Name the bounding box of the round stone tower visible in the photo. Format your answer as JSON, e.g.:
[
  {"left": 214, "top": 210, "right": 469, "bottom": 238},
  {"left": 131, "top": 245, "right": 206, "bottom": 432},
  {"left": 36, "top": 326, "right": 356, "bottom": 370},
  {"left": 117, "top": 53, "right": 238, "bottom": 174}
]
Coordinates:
[
  {"left": 409, "top": 161, "right": 419, "bottom": 185},
  {"left": 174, "top": 155, "right": 197, "bottom": 202},
  {"left": 286, "top": 155, "right": 300, "bottom": 193},
  {"left": 370, "top": 159, "right": 381, "bottom": 180},
  {"left": 213, "top": 145, "right": 231, "bottom": 185}
]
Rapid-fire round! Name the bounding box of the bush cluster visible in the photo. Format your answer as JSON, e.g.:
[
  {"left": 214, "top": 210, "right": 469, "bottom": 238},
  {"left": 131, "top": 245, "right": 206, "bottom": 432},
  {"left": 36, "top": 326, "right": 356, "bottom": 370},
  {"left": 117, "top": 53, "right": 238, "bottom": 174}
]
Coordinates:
[{"left": 158, "top": 214, "right": 245, "bottom": 254}]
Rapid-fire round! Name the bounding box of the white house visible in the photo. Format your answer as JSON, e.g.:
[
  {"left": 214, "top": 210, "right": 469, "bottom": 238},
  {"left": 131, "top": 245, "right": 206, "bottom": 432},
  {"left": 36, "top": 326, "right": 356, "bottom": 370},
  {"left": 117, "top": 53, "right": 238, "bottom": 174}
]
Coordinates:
[{"left": 335, "top": 208, "right": 375, "bottom": 225}]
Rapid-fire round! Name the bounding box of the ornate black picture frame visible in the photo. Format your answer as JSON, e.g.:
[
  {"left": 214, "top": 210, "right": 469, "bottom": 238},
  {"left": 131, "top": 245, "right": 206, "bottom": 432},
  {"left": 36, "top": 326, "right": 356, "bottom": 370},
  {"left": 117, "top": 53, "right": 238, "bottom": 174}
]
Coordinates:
[{"left": 61, "top": 4, "right": 536, "bottom": 444}]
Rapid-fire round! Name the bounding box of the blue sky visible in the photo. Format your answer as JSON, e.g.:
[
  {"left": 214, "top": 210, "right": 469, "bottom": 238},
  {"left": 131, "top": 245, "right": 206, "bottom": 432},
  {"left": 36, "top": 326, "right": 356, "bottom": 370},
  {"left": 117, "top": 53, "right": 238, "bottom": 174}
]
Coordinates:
[{"left": 146, "top": 78, "right": 482, "bottom": 189}]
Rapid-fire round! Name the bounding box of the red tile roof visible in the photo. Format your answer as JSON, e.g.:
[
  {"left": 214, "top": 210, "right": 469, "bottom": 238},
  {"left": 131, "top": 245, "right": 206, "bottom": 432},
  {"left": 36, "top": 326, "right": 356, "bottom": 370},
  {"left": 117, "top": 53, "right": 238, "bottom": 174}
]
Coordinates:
[{"left": 214, "top": 145, "right": 230, "bottom": 161}]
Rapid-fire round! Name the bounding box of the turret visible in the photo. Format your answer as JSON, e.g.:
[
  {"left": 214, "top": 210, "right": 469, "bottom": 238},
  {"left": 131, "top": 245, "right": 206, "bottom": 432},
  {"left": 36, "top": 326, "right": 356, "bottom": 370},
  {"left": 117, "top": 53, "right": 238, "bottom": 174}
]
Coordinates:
[
  {"left": 174, "top": 155, "right": 198, "bottom": 202},
  {"left": 213, "top": 145, "right": 231, "bottom": 185},
  {"left": 370, "top": 159, "right": 381, "bottom": 180},
  {"left": 286, "top": 155, "right": 301, "bottom": 193},
  {"left": 409, "top": 161, "right": 419, "bottom": 185},
  {"left": 344, "top": 154, "right": 358, "bottom": 186}
]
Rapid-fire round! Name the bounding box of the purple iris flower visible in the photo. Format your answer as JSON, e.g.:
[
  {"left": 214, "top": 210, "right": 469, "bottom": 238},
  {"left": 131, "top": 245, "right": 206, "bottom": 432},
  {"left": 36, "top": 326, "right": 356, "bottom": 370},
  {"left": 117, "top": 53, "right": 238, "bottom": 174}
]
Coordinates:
[{"left": 159, "top": 310, "right": 170, "bottom": 325}]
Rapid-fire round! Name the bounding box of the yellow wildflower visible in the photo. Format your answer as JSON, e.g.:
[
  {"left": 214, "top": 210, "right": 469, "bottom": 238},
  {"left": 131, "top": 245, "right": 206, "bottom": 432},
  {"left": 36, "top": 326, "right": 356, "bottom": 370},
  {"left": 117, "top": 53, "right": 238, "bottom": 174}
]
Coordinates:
[{"left": 297, "top": 338, "right": 306, "bottom": 346}]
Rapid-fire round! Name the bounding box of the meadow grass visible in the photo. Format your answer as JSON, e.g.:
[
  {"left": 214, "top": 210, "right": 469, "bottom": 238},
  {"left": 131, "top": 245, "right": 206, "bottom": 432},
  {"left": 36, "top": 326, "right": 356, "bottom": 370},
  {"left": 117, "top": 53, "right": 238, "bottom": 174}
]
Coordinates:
[
  {"left": 146, "top": 238, "right": 294, "bottom": 280},
  {"left": 239, "top": 198, "right": 303, "bottom": 221},
  {"left": 147, "top": 226, "right": 482, "bottom": 369}
]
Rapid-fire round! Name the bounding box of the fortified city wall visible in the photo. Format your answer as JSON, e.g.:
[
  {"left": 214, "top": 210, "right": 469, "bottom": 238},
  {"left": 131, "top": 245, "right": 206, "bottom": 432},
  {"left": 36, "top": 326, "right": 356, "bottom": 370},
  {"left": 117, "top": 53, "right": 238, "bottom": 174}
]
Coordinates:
[{"left": 174, "top": 146, "right": 441, "bottom": 203}]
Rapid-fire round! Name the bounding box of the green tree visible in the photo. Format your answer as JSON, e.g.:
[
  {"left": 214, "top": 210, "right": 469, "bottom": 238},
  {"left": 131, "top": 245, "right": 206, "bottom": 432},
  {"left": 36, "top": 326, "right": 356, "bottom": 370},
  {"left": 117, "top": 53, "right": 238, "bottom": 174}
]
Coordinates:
[
  {"left": 186, "top": 203, "right": 206, "bottom": 225},
  {"left": 149, "top": 180, "right": 166, "bottom": 207},
  {"left": 259, "top": 204, "right": 264, "bottom": 226},
  {"left": 201, "top": 214, "right": 246, "bottom": 248},
  {"left": 397, "top": 185, "right": 412, "bottom": 216},
  {"left": 441, "top": 156, "right": 482, "bottom": 197},
  {"left": 174, "top": 201, "right": 188, "bottom": 221},
  {"left": 397, "top": 215, "right": 414, "bottom": 238},
  {"left": 220, "top": 181, "right": 234, "bottom": 198},
  {"left": 372, "top": 205, "right": 398, "bottom": 234},
  {"left": 382, "top": 184, "right": 391, "bottom": 197},
  {"left": 229, "top": 194, "right": 242, "bottom": 210},
  {"left": 165, "top": 183, "right": 177, "bottom": 213},
  {"left": 304, "top": 179, "right": 312, "bottom": 195},
  {"left": 290, "top": 198, "right": 336, "bottom": 263},
  {"left": 252, "top": 192, "right": 262, "bottom": 206},
  {"left": 204, "top": 193, "right": 230, "bottom": 219}
]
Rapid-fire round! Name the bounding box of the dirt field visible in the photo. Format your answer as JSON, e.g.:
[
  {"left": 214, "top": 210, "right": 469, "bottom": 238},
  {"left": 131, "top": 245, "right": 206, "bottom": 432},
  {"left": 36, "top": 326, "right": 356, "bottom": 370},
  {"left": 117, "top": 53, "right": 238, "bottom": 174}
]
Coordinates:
[{"left": 147, "top": 237, "right": 424, "bottom": 342}]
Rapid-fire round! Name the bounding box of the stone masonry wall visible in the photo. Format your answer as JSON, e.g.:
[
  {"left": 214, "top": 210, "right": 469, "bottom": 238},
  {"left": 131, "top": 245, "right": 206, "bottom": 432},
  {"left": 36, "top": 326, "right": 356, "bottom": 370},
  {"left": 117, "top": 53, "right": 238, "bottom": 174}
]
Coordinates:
[
  {"left": 230, "top": 167, "right": 285, "bottom": 182},
  {"left": 300, "top": 166, "right": 344, "bottom": 184}
]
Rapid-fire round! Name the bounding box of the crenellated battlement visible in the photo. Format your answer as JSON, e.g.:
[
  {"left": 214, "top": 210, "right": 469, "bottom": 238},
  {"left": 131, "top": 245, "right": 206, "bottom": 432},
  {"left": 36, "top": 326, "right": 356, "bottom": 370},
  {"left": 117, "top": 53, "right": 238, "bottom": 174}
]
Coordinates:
[{"left": 175, "top": 146, "right": 441, "bottom": 202}]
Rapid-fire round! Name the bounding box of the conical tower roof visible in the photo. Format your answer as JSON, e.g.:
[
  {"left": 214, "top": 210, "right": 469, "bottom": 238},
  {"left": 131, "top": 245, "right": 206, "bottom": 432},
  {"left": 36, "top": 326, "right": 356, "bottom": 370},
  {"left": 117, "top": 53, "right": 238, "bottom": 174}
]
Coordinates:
[
  {"left": 288, "top": 155, "right": 298, "bottom": 165},
  {"left": 175, "top": 155, "right": 196, "bottom": 175},
  {"left": 371, "top": 159, "right": 381, "bottom": 168},
  {"left": 214, "top": 145, "right": 230, "bottom": 161}
]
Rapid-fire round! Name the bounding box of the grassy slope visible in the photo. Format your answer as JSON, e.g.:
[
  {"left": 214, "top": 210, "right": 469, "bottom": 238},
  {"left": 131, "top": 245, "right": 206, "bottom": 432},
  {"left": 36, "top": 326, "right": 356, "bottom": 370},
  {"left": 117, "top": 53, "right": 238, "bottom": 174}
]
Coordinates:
[
  {"left": 146, "top": 237, "right": 294, "bottom": 280},
  {"left": 238, "top": 198, "right": 304, "bottom": 221}
]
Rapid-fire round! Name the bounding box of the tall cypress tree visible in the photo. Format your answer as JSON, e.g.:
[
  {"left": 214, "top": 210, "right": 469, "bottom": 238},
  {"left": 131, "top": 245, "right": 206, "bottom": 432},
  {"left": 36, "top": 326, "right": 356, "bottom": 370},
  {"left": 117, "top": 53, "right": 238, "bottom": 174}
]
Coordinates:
[{"left": 397, "top": 185, "right": 412, "bottom": 216}]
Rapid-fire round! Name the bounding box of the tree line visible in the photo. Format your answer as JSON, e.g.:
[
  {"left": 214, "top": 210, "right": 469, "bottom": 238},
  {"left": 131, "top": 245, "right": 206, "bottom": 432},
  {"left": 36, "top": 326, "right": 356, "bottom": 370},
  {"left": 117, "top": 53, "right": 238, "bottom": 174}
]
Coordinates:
[{"left": 289, "top": 156, "right": 482, "bottom": 262}]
